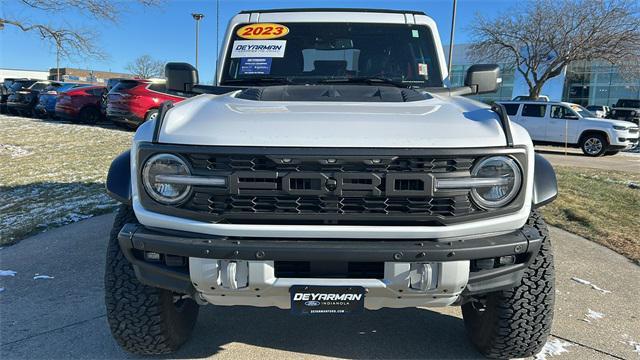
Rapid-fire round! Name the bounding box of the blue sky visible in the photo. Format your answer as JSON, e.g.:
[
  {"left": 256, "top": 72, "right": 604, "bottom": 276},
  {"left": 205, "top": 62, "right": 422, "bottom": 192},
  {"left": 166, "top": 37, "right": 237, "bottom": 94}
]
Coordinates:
[{"left": 0, "top": 0, "right": 511, "bottom": 83}]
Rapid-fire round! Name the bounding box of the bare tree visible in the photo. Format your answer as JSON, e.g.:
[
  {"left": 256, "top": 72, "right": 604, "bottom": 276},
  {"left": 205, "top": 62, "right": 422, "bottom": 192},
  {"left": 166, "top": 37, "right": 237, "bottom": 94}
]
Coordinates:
[
  {"left": 126, "top": 55, "right": 165, "bottom": 79},
  {"left": 470, "top": 0, "right": 640, "bottom": 98},
  {"left": 0, "top": 0, "right": 160, "bottom": 61}
]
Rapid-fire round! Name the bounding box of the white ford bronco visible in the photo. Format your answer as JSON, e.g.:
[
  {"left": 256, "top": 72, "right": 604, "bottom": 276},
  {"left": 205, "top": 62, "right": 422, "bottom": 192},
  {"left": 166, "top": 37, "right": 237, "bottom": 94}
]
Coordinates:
[{"left": 105, "top": 9, "right": 559, "bottom": 359}]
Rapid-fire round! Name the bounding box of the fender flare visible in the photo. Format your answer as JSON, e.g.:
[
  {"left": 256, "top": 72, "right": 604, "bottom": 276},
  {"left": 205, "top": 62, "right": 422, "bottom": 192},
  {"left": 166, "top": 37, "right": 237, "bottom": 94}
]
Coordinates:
[
  {"left": 106, "top": 150, "right": 131, "bottom": 204},
  {"left": 532, "top": 154, "right": 557, "bottom": 208}
]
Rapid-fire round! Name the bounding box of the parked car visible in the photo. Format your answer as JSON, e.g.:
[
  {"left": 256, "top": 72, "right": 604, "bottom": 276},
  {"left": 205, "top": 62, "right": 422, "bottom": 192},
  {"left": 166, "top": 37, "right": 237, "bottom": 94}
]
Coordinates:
[
  {"left": 101, "top": 78, "right": 129, "bottom": 116},
  {"left": 106, "top": 79, "right": 185, "bottom": 128},
  {"left": 609, "top": 99, "right": 640, "bottom": 125},
  {"left": 7, "top": 80, "right": 62, "bottom": 117},
  {"left": 104, "top": 8, "right": 560, "bottom": 359},
  {"left": 35, "top": 83, "right": 88, "bottom": 118},
  {"left": 55, "top": 85, "right": 107, "bottom": 123},
  {"left": 498, "top": 100, "right": 639, "bottom": 156},
  {"left": 1, "top": 78, "right": 38, "bottom": 114},
  {"left": 585, "top": 105, "right": 610, "bottom": 118}
]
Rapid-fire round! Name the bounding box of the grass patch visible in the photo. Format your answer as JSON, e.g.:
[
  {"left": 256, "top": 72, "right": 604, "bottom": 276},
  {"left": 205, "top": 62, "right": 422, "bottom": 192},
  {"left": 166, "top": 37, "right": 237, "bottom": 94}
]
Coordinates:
[
  {"left": 0, "top": 115, "right": 132, "bottom": 245},
  {"left": 540, "top": 166, "right": 640, "bottom": 262}
]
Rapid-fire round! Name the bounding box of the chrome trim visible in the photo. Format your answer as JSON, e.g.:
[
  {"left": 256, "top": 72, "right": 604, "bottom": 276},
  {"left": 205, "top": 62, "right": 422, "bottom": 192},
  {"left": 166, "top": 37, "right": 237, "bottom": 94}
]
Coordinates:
[
  {"left": 154, "top": 174, "right": 227, "bottom": 187},
  {"left": 435, "top": 177, "right": 510, "bottom": 190}
]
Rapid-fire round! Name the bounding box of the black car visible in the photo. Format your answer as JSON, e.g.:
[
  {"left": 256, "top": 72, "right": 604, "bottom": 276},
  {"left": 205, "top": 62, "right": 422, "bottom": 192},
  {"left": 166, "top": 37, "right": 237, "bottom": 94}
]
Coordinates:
[
  {"left": 7, "top": 80, "right": 62, "bottom": 117},
  {"left": 1, "top": 78, "right": 37, "bottom": 114}
]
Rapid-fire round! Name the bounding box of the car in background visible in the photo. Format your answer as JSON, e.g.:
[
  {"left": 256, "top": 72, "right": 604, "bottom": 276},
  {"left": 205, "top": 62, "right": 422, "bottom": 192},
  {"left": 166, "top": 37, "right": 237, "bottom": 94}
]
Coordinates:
[
  {"left": 498, "top": 100, "right": 639, "bottom": 156},
  {"left": 609, "top": 99, "right": 640, "bottom": 125},
  {"left": 586, "top": 105, "right": 610, "bottom": 118},
  {"left": 101, "top": 78, "right": 129, "bottom": 116},
  {"left": 7, "top": 80, "right": 61, "bottom": 117},
  {"left": 106, "top": 79, "right": 185, "bottom": 128},
  {"left": 35, "top": 83, "right": 88, "bottom": 118},
  {"left": 55, "top": 85, "right": 107, "bottom": 123},
  {"left": 1, "top": 78, "right": 38, "bottom": 114}
]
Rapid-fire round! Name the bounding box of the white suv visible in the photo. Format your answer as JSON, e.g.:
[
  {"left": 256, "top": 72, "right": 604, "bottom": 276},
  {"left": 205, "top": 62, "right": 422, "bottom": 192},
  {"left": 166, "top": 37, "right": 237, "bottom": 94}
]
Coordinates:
[{"left": 498, "top": 100, "right": 639, "bottom": 156}]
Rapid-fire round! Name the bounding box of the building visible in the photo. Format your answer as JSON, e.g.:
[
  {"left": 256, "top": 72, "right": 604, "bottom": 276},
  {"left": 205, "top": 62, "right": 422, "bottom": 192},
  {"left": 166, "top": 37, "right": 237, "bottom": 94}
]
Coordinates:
[
  {"left": 0, "top": 68, "right": 49, "bottom": 82},
  {"left": 448, "top": 44, "right": 640, "bottom": 106},
  {"left": 48, "top": 68, "right": 133, "bottom": 84}
]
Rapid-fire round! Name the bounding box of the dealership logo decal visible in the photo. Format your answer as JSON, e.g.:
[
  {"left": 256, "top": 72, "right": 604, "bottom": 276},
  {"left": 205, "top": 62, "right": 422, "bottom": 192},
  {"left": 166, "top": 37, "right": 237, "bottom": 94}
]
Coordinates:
[{"left": 293, "top": 292, "right": 363, "bottom": 301}]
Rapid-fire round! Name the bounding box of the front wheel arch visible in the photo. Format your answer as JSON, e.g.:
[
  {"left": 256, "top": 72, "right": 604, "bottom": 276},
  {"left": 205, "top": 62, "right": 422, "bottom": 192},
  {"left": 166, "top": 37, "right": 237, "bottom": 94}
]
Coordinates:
[{"left": 106, "top": 150, "right": 131, "bottom": 204}]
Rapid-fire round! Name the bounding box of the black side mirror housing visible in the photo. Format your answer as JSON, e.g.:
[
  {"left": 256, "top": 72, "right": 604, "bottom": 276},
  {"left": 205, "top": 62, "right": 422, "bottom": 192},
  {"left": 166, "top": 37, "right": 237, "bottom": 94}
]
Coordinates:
[
  {"left": 165, "top": 62, "right": 199, "bottom": 92},
  {"left": 465, "top": 64, "right": 501, "bottom": 94}
]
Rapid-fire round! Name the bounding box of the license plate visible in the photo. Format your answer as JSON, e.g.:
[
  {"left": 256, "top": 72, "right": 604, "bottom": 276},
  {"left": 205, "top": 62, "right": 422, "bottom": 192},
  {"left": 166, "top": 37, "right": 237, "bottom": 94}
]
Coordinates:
[{"left": 290, "top": 285, "right": 365, "bottom": 315}]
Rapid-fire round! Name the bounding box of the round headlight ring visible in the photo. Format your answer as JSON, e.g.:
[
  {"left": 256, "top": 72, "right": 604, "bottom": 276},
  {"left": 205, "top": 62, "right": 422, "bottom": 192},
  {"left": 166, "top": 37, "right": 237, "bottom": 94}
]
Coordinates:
[
  {"left": 142, "top": 153, "right": 192, "bottom": 205},
  {"left": 470, "top": 156, "right": 522, "bottom": 209}
]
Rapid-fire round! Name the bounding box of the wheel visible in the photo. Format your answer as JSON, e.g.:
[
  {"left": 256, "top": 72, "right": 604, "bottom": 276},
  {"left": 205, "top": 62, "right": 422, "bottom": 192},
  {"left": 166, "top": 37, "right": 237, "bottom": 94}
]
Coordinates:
[
  {"left": 105, "top": 205, "right": 199, "bottom": 355},
  {"left": 604, "top": 150, "right": 620, "bottom": 156},
  {"left": 79, "top": 107, "right": 101, "bottom": 124},
  {"left": 145, "top": 109, "right": 159, "bottom": 122},
  {"left": 461, "top": 211, "right": 554, "bottom": 359},
  {"left": 580, "top": 134, "right": 607, "bottom": 156}
]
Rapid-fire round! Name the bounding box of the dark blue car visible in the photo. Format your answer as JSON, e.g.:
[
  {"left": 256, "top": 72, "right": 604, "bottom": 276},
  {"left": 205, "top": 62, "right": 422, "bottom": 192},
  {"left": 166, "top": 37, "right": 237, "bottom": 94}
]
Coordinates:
[{"left": 35, "top": 83, "right": 88, "bottom": 118}]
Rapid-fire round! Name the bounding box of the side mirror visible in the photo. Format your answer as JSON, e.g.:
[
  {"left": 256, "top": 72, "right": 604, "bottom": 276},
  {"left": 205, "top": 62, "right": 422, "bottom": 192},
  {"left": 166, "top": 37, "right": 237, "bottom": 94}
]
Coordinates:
[
  {"left": 165, "top": 62, "right": 199, "bottom": 92},
  {"left": 465, "top": 64, "right": 501, "bottom": 94}
]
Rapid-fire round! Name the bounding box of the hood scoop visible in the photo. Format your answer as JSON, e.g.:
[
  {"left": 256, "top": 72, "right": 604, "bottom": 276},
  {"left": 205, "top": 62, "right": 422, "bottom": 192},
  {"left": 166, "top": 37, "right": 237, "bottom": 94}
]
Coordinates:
[{"left": 235, "top": 85, "right": 430, "bottom": 102}]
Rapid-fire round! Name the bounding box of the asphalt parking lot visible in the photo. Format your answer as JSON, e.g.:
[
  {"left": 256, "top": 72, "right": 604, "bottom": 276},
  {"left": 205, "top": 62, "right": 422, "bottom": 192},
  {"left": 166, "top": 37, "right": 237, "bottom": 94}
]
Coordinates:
[
  {"left": 536, "top": 145, "right": 640, "bottom": 173},
  {"left": 1, "top": 214, "right": 639, "bottom": 359}
]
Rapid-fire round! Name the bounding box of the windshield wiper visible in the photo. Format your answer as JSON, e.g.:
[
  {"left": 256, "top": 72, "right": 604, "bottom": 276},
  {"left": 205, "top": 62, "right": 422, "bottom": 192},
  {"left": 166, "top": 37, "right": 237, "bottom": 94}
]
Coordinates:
[
  {"left": 221, "top": 77, "right": 295, "bottom": 86},
  {"left": 316, "top": 77, "right": 413, "bottom": 88}
]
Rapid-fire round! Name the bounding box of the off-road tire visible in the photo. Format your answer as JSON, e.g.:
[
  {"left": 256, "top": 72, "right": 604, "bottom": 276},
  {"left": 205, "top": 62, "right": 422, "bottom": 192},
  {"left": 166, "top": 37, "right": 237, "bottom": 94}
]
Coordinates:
[
  {"left": 461, "top": 211, "right": 554, "bottom": 359},
  {"left": 105, "top": 205, "right": 199, "bottom": 355}
]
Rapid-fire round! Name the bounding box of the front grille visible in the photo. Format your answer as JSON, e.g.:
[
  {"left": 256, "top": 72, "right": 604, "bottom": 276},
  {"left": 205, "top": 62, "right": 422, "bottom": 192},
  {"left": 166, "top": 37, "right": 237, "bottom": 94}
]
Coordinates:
[
  {"left": 137, "top": 145, "right": 528, "bottom": 226},
  {"left": 177, "top": 153, "right": 480, "bottom": 225}
]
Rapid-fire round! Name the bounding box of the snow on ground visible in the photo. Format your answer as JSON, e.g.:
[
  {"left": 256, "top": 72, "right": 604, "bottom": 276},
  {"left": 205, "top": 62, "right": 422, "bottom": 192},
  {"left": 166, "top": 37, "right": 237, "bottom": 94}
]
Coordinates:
[
  {"left": 33, "top": 275, "right": 54, "bottom": 280},
  {"left": 534, "top": 338, "right": 574, "bottom": 359},
  {"left": 0, "top": 270, "right": 17, "bottom": 276},
  {"left": 0, "top": 115, "right": 132, "bottom": 244},
  {"left": 570, "top": 277, "right": 612, "bottom": 294},
  {"left": 0, "top": 144, "right": 32, "bottom": 158},
  {"left": 581, "top": 309, "right": 605, "bottom": 323}
]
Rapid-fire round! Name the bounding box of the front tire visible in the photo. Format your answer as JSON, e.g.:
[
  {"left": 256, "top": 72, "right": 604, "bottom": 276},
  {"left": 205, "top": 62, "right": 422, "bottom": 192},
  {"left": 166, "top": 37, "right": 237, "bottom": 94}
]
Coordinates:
[
  {"left": 79, "top": 106, "right": 101, "bottom": 124},
  {"left": 580, "top": 134, "right": 607, "bottom": 156},
  {"left": 145, "top": 109, "right": 159, "bottom": 122},
  {"left": 105, "top": 205, "right": 199, "bottom": 355},
  {"left": 461, "top": 211, "right": 554, "bottom": 359}
]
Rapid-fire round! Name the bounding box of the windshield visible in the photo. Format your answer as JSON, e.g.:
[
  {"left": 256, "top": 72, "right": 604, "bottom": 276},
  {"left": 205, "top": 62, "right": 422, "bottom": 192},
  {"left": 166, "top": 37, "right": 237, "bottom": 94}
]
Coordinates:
[
  {"left": 221, "top": 23, "right": 443, "bottom": 87},
  {"left": 616, "top": 99, "right": 640, "bottom": 108},
  {"left": 9, "top": 81, "right": 35, "bottom": 91},
  {"left": 569, "top": 104, "right": 594, "bottom": 118}
]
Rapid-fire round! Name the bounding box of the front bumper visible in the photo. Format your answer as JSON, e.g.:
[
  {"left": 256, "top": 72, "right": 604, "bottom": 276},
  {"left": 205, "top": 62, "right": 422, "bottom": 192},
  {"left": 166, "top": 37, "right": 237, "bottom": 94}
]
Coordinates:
[{"left": 117, "top": 222, "right": 543, "bottom": 307}]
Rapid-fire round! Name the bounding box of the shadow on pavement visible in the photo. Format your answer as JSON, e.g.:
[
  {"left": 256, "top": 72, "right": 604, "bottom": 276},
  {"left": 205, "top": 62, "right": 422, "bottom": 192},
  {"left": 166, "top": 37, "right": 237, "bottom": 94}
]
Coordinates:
[{"left": 166, "top": 305, "right": 482, "bottom": 359}]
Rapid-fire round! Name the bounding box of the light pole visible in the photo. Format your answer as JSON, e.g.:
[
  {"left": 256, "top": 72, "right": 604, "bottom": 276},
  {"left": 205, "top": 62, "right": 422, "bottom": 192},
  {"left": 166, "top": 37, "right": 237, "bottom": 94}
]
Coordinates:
[
  {"left": 447, "top": 0, "right": 458, "bottom": 75},
  {"left": 192, "top": 13, "right": 204, "bottom": 70}
]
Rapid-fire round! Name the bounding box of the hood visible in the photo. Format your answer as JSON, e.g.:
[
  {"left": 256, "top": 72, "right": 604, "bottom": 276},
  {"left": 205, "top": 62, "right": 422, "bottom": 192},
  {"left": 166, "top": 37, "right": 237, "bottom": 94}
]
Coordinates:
[
  {"left": 158, "top": 90, "right": 508, "bottom": 148},
  {"left": 582, "top": 117, "right": 638, "bottom": 128}
]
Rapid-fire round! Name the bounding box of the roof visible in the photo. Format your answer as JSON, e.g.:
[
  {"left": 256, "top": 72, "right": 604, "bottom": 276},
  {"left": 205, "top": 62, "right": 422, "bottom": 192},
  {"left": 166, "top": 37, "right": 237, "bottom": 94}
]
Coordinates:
[{"left": 239, "top": 8, "right": 426, "bottom": 15}]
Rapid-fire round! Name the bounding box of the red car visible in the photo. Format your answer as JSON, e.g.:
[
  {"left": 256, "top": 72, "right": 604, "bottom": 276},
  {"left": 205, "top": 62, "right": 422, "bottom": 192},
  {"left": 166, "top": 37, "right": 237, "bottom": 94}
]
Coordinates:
[
  {"left": 55, "top": 85, "right": 107, "bottom": 123},
  {"left": 106, "top": 79, "right": 185, "bottom": 128}
]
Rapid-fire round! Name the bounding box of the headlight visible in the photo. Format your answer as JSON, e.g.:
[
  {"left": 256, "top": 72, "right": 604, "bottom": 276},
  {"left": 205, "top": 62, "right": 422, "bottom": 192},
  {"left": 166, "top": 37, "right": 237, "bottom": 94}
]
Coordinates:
[
  {"left": 631, "top": 111, "right": 637, "bottom": 116},
  {"left": 142, "top": 153, "right": 191, "bottom": 204},
  {"left": 611, "top": 110, "right": 616, "bottom": 115},
  {"left": 470, "top": 156, "right": 522, "bottom": 208},
  {"left": 613, "top": 125, "right": 628, "bottom": 131}
]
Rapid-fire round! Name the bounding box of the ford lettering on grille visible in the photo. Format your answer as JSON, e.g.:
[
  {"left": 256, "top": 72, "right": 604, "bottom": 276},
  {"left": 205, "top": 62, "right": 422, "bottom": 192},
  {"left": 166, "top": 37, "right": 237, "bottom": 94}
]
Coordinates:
[{"left": 228, "top": 171, "right": 434, "bottom": 197}]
